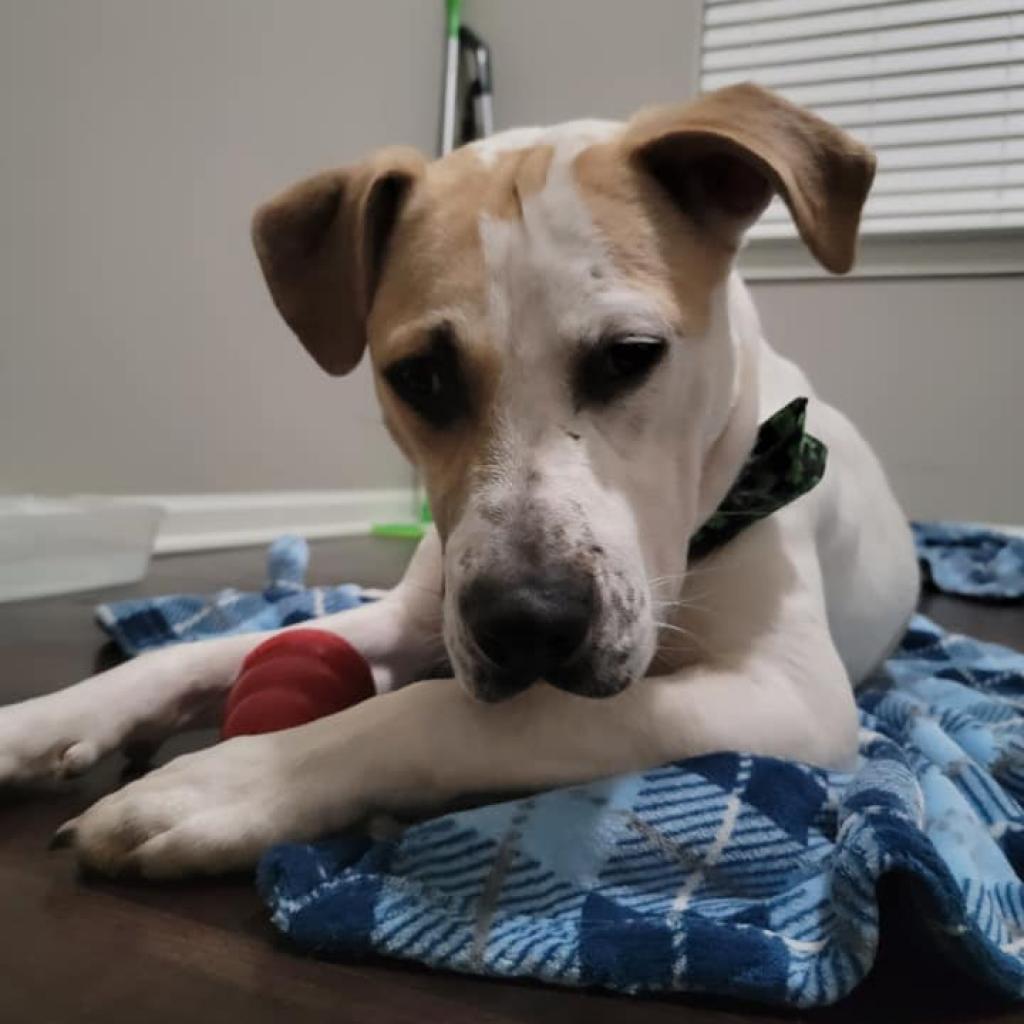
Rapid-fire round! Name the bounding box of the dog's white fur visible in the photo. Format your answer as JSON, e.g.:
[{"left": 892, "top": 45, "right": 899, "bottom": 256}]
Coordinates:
[{"left": 0, "top": 101, "right": 919, "bottom": 878}]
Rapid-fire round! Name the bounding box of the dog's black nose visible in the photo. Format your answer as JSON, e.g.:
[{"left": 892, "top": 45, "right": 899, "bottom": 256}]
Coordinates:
[{"left": 461, "top": 570, "right": 594, "bottom": 691}]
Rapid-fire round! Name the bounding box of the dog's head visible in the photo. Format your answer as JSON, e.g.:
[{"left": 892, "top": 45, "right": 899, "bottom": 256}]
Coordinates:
[{"left": 253, "top": 83, "right": 873, "bottom": 702}]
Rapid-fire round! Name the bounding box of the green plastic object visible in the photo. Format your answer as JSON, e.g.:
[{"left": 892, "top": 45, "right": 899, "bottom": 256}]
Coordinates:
[
  {"left": 446, "top": 0, "right": 461, "bottom": 38},
  {"left": 372, "top": 498, "right": 433, "bottom": 540}
]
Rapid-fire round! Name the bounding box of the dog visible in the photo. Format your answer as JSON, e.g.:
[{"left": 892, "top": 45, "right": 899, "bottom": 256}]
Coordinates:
[{"left": 0, "top": 84, "right": 919, "bottom": 878}]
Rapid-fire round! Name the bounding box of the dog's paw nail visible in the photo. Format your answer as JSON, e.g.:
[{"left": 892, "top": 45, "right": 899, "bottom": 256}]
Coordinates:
[
  {"left": 48, "top": 819, "right": 78, "bottom": 851},
  {"left": 58, "top": 741, "right": 98, "bottom": 779}
]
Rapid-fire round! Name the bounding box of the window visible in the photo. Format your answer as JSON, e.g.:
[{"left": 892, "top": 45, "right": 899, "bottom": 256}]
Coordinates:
[{"left": 700, "top": 0, "right": 1024, "bottom": 277}]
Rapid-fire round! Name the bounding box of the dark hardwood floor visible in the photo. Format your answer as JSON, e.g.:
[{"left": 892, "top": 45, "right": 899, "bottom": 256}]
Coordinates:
[{"left": 1, "top": 536, "right": 1022, "bottom": 1023}]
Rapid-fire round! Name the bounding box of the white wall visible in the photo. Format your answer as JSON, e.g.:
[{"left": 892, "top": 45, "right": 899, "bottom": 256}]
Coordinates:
[
  {"left": 753, "top": 277, "right": 1023, "bottom": 523},
  {"left": 462, "top": 0, "right": 702, "bottom": 125},
  {"left": 0, "top": 0, "right": 441, "bottom": 494}
]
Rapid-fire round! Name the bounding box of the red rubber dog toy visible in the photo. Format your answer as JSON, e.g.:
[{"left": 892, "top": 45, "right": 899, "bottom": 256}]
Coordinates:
[{"left": 221, "top": 628, "right": 375, "bottom": 739}]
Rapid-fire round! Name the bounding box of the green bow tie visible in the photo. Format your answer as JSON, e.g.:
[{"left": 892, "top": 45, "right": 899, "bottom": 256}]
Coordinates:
[{"left": 688, "top": 397, "right": 827, "bottom": 562}]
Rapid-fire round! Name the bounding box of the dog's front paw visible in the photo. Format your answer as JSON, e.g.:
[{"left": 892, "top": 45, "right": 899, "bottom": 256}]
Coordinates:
[
  {"left": 0, "top": 695, "right": 118, "bottom": 786},
  {"left": 57, "top": 731, "right": 355, "bottom": 878},
  {"left": 0, "top": 647, "right": 230, "bottom": 788}
]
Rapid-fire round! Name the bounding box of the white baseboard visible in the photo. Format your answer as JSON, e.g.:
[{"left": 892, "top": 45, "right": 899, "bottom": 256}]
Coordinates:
[
  {"left": 145, "top": 500, "right": 1022, "bottom": 556},
  {"left": 8, "top": 490, "right": 1021, "bottom": 558},
  {"left": 140, "top": 489, "right": 417, "bottom": 554}
]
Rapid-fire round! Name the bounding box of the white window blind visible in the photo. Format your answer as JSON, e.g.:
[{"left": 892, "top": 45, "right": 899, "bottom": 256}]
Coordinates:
[{"left": 700, "top": 0, "right": 1024, "bottom": 238}]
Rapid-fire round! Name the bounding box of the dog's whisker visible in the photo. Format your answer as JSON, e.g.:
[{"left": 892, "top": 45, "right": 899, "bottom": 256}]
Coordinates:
[
  {"left": 654, "top": 621, "right": 696, "bottom": 639},
  {"left": 652, "top": 591, "right": 710, "bottom": 606},
  {"left": 653, "top": 601, "right": 711, "bottom": 618},
  {"left": 652, "top": 592, "right": 713, "bottom": 613},
  {"left": 647, "top": 564, "right": 726, "bottom": 593}
]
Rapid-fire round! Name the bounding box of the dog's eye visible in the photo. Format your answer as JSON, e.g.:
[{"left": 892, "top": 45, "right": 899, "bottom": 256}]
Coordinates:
[
  {"left": 603, "top": 338, "right": 667, "bottom": 379},
  {"left": 384, "top": 326, "right": 467, "bottom": 428},
  {"left": 576, "top": 335, "right": 667, "bottom": 406}
]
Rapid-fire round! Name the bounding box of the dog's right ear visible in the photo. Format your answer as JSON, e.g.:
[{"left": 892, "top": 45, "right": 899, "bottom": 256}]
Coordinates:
[{"left": 252, "top": 147, "right": 426, "bottom": 375}]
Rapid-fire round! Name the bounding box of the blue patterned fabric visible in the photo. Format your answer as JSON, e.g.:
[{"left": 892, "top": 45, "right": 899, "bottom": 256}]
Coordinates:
[
  {"left": 95, "top": 536, "right": 368, "bottom": 655},
  {"left": 258, "top": 616, "right": 1024, "bottom": 1005},
  {"left": 913, "top": 521, "right": 1024, "bottom": 601},
  {"left": 95, "top": 523, "right": 1024, "bottom": 1006}
]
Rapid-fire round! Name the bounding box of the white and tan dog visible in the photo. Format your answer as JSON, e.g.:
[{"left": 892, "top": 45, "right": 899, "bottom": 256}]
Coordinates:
[{"left": 0, "top": 84, "right": 918, "bottom": 877}]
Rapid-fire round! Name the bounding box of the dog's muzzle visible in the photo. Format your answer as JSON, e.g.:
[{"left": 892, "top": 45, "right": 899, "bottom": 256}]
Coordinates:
[{"left": 459, "top": 569, "right": 595, "bottom": 700}]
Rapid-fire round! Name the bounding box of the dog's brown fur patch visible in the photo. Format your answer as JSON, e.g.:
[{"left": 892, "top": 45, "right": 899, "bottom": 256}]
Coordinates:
[{"left": 367, "top": 145, "right": 559, "bottom": 536}]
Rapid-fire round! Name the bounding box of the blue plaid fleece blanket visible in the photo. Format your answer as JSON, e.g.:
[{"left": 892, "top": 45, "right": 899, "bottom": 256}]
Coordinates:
[
  {"left": 96, "top": 536, "right": 370, "bottom": 655},
  {"left": 96, "top": 523, "right": 1024, "bottom": 1007}
]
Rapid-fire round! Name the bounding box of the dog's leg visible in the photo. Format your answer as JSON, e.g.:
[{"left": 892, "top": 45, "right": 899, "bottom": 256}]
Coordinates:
[
  {"left": 0, "top": 531, "right": 443, "bottom": 786},
  {"left": 63, "top": 616, "right": 857, "bottom": 877}
]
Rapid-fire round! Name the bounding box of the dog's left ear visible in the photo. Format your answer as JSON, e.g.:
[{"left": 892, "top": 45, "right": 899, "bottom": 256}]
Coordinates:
[
  {"left": 625, "top": 82, "right": 875, "bottom": 273},
  {"left": 252, "top": 147, "right": 426, "bottom": 375}
]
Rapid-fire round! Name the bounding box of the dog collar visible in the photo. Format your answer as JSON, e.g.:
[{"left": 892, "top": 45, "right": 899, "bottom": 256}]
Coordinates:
[{"left": 688, "top": 397, "right": 827, "bottom": 561}]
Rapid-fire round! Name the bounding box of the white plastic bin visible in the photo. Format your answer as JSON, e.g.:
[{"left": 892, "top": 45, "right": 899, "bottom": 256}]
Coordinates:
[{"left": 0, "top": 497, "right": 164, "bottom": 602}]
